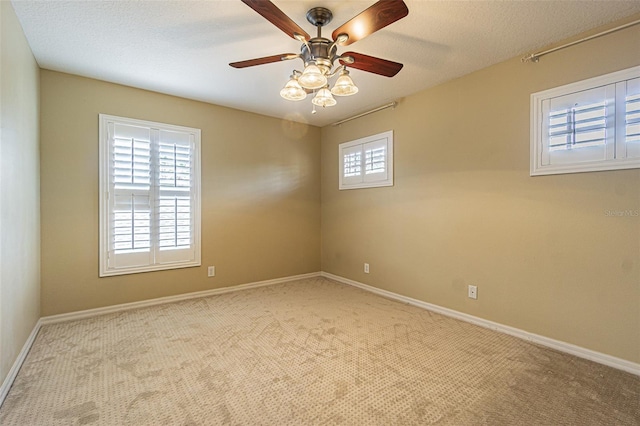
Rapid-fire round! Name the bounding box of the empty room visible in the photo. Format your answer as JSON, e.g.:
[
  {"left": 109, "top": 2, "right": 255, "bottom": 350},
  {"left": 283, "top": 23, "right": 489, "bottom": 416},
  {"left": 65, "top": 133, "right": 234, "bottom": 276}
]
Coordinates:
[{"left": 1, "top": 0, "right": 639, "bottom": 424}]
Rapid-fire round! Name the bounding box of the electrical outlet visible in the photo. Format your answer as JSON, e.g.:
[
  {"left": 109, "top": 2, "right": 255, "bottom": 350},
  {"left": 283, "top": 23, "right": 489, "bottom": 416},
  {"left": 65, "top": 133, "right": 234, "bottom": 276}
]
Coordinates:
[
  {"left": 364, "top": 263, "right": 370, "bottom": 273},
  {"left": 468, "top": 285, "right": 477, "bottom": 300},
  {"left": 207, "top": 266, "right": 215, "bottom": 277}
]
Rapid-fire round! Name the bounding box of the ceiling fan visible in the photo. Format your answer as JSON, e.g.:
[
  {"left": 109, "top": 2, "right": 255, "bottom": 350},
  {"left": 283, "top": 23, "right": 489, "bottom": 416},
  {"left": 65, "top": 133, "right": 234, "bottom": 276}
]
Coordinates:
[{"left": 230, "top": 0, "right": 409, "bottom": 109}]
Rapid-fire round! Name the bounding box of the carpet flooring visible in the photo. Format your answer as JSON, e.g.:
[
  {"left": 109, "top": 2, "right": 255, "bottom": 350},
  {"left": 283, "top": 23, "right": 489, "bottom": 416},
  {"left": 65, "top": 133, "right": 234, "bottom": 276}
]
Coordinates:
[{"left": 1, "top": 276, "right": 638, "bottom": 425}]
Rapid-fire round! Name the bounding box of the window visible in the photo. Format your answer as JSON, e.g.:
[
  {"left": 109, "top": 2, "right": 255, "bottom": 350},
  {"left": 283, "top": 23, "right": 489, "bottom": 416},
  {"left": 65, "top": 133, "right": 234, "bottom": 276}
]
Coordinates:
[
  {"left": 99, "top": 114, "right": 201, "bottom": 277},
  {"left": 339, "top": 130, "right": 394, "bottom": 190},
  {"left": 530, "top": 66, "right": 640, "bottom": 176}
]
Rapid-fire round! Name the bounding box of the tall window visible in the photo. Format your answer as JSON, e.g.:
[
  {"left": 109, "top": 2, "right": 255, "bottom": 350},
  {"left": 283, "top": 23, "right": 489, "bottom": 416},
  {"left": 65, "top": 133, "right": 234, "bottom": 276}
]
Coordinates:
[
  {"left": 99, "top": 114, "right": 201, "bottom": 277},
  {"left": 339, "top": 130, "right": 394, "bottom": 190},
  {"left": 531, "top": 66, "right": 640, "bottom": 176}
]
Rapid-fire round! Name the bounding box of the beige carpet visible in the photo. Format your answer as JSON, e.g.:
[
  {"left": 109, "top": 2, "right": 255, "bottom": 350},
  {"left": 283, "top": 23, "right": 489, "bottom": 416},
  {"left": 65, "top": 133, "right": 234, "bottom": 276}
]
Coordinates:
[{"left": 1, "top": 277, "right": 638, "bottom": 425}]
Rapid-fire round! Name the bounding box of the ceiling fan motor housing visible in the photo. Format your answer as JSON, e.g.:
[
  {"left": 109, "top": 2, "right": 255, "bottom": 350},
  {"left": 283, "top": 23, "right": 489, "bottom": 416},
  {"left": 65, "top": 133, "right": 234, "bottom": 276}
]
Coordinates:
[{"left": 301, "top": 39, "right": 338, "bottom": 72}]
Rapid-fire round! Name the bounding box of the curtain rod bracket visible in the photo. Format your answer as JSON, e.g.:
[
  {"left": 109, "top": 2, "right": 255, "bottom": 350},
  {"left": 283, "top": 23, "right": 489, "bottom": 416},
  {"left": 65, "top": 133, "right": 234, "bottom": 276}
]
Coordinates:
[{"left": 521, "top": 54, "right": 539, "bottom": 63}]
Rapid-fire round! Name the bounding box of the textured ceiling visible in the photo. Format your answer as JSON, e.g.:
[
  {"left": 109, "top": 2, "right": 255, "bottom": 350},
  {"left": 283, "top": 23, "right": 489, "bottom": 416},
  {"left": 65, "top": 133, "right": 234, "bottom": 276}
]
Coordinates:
[{"left": 11, "top": 0, "right": 640, "bottom": 127}]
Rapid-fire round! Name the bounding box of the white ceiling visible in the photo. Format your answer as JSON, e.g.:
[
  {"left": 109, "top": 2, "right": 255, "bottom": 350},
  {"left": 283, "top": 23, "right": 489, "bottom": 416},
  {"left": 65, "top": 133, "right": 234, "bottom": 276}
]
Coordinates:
[{"left": 11, "top": 0, "right": 640, "bottom": 127}]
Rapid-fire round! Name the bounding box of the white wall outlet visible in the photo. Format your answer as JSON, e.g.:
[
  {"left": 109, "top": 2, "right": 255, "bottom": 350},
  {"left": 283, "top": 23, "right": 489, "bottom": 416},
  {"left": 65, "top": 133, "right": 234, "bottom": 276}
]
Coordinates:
[
  {"left": 468, "top": 285, "right": 477, "bottom": 300},
  {"left": 207, "top": 266, "right": 215, "bottom": 277},
  {"left": 364, "top": 263, "right": 370, "bottom": 273}
]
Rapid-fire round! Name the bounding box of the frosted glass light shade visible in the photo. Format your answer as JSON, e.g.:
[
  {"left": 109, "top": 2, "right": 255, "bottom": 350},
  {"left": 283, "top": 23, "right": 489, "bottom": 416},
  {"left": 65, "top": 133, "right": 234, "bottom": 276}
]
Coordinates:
[
  {"left": 331, "top": 70, "right": 358, "bottom": 96},
  {"left": 298, "top": 64, "right": 327, "bottom": 90},
  {"left": 280, "top": 77, "right": 307, "bottom": 101},
  {"left": 312, "top": 88, "right": 337, "bottom": 107}
]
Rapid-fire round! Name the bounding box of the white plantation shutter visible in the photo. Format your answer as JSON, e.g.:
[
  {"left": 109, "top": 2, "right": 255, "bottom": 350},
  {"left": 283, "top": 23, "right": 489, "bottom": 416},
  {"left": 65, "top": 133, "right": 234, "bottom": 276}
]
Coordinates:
[
  {"left": 341, "top": 144, "right": 363, "bottom": 186},
  {"left": 541, "top": 84, "right": 615, "bottom": 166},
  {"left": 531, "top": 66, "right": 640, "bottom": 175},
  {"left": 110, "top": 194, "right": 152, "bottom": 268},
  {"left": 108, "top": 123, "right": 153, "bottom": 270},
  {"left": 363, "top": 139, "right": 388, "bottom": 182},
  {"left": 100, "top": 115, "right": 201, "bottom": 277},
  {"left": 339, "top": 131, "right": 393, "bottom": 190},
  {"left": 623, "top": 77, "right": 640, "bottom": 159},
  {"left": 343, "top": 149, "right": 362, "bottom": 177},
  {"left": 155, "top": 130, "right": 196, "bottom": 264}
]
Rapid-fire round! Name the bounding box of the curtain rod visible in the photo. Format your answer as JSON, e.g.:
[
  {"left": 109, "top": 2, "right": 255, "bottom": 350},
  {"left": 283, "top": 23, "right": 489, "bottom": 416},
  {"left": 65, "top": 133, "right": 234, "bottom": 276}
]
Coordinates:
[
  {"left": 521, "top": 18, "right": 640, "bottom": 63},
  {"left": 331, "top": 102, "right": 397, "bottom": 126}
]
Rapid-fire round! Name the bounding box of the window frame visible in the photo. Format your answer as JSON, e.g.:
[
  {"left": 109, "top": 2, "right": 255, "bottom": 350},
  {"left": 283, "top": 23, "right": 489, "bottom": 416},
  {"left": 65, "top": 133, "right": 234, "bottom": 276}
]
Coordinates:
[
  {"left": 530, "top": 66, "right": 640, "bottom": 176},
  {"left": 339, "top": 130, "right": 394, "bottom": 190},
  {"left": 99, "top": 114, "right": 201, "bottom": 277}
]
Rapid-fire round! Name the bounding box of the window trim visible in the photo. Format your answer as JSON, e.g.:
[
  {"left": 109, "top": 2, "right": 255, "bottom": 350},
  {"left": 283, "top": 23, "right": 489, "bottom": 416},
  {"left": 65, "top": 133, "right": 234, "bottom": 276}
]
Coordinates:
[
  {"left": 530, "top": 66, "right": 640, "bottom": 176},
  {"left": 99, "top": 114, "right": 201, "bottom": 277},
  {"left": 339, "top": 130, "right": 394, "bottom": 190}
]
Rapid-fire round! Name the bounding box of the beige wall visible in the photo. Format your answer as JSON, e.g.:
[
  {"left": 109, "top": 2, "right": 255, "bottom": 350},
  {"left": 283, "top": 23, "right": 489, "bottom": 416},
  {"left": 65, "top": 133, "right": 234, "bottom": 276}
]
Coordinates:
[
  {"left": 0, "top": 2, "right": 41, "bottom": 382},
  {"left": 321, "top": 21, "right": 640, "bottom": 363},
  {"left": 40, "top": 71, "right": 320, "bottom": 316}
]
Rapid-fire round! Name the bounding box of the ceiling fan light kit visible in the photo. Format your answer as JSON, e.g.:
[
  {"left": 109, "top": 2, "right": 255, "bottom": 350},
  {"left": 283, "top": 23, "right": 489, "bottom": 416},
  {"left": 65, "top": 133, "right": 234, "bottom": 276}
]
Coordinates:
[{"left": 231, "top": 0, "right": 408, "bottom": 112}]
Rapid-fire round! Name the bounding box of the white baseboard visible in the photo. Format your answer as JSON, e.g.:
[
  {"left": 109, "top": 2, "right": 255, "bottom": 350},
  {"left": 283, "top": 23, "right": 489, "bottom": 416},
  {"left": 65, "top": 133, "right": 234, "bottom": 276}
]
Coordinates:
[
  {"left": 0, "top": 318, "right": 43, "bottom": 407},
  {"left": 321, "top": 271, "right": 640, "bottom": 377},
  {"left": 40, "top": 272, "right": 321, "bottom": 325}
]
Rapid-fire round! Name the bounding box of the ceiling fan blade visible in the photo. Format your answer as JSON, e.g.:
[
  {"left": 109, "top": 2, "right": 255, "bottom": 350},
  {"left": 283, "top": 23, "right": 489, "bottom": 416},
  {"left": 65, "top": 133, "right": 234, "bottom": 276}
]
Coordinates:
[
  {"left": 340, "top": 52, "right": 403, "bottom": 77},
  {"left": 332, "top": 0, "right": 408, "bottom": 46},
  {"left": 241, "top": 0, "right": 310, "bottom": 41},
  {"left": 230, "top": 53, "right": 298, "bottom": 69}
]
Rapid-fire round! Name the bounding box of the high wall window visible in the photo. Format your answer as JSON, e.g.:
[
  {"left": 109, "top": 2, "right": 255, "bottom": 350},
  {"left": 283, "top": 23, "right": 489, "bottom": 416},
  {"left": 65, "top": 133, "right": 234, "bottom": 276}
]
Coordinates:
[
  {"left": 99, "top": 114, "right": 201, "bottom": 277},
  {"left": 530, "top": 66, "right": 640, "bottom": 176},
  {"left": 339, "top": 130, "right": 394, "bottom": 190}
]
